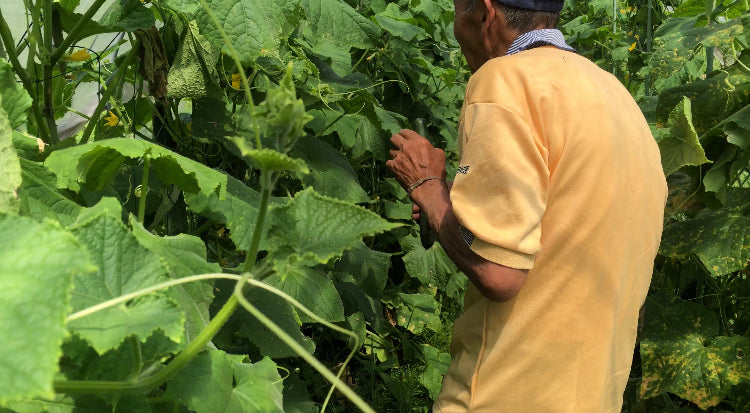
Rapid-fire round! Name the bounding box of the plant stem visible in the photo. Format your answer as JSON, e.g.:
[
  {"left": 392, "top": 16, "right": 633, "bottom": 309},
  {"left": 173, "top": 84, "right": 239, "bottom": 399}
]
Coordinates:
[
  {"left": 128, "top": 336, "right": 143, "bottom": 380},
  {"left": 611, "top": 0, "right": 617, "bottom": 76},
  {"left": 240, "top": 173, "right": 275, "bottom": 273},
  {"left": 81, "top": 39, "right": 141, "bottom": 144},
  {"left": 314, "top": 112, "right": 346, "bottom": 138},
  {"left": 41, "top": 0, "right": 59, "bottom": 143},
  {"left": 241, "top": 278, "right": 362, "bottom": 412},
  {"left": 67, "top": 274, "right": 239, "bottom": 322},
  {"left": 645, "top": 0, "right": 653, "bottom": 95},
  {"left": 48, "top": 0, "right": 107, "bottom": 66},
  {"left": 233, "top": 275, "right": 375, "bottom": 413},
  {"left": 56, "top": 274, "right": 241, "bottom": 394},
  {"left": 0, "top": 9, "right": 51, "bottom": 143},
  {"left": 138, "top": 155, "right": 150, "bottom": 224}
]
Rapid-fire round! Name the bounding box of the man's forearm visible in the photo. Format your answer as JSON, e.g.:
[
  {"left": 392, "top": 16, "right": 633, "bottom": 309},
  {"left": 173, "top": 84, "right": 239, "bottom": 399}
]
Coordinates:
[{"left": 411, "top": 180, "right": 528, "bottom": 302}]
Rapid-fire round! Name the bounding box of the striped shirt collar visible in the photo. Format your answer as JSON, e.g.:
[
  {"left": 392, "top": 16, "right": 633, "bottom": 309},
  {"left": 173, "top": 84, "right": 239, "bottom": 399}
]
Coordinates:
[{"left": 505, "top": 29, "right": 576, "bottom": 56}]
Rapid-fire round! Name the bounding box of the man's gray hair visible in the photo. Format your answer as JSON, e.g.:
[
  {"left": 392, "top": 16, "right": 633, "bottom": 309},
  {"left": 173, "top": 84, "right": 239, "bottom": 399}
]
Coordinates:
[{"left": 465, "top": 0, "right": 560, "bottom": 33}]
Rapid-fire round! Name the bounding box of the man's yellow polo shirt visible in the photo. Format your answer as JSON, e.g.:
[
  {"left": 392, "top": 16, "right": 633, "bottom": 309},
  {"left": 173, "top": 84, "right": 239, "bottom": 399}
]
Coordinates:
[{"left": 433, "top": 47, "right": 667, "bottom": 412}]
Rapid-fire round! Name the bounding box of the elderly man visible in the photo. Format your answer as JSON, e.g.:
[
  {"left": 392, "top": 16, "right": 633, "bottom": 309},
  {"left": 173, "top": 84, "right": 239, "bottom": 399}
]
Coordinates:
[{"left": 386, "top": 0, "right": 667, "bottom": 411}]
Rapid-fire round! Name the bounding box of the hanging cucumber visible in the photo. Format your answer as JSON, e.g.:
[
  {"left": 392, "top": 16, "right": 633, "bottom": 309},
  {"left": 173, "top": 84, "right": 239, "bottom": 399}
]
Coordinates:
[{"left": 413, "top": 118, "right": 436, "bottom": 249}]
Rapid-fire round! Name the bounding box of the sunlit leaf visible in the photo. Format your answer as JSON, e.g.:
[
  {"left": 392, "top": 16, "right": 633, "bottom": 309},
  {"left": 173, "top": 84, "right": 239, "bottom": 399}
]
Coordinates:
[
  {"left": 17, "top": 159, "right": 81, "bottom": 226},
  {"left": 166, "top": 350, "right": 283, "bottom": 413},
  {"left": 44, "top": 138, "right": 226, "bottom": 199},
  {"left": 0, "top": 215, "right": 93, "bottom": 402},
  {"left": 130, "top": 219, "right": 218, "bottom": 345},
  {"left": 0, "top": 59, "right": 32, "bottom": 130},
  {"left": 265, "top": 188, "right": 399, "bottom": 264},
  {"left": 67, "top": 203, "right": 184, "bottom": 353},
  {"left": 0, "top": 100, "right": 21, "bottom": 215}
]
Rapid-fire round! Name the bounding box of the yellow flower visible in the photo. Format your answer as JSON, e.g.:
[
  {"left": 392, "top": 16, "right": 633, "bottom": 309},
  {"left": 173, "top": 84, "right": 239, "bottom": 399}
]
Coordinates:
[
  {"left": 620, "top": 8, "right": 626, "bottom": 14},
  {"left": 629, "top": 42, "right": 637, "bottom": 52},
  {"left": 66, "top": 49, "right": 91, "bottom": 62},
  {"left": 104, "top": 111, "right": 119, "bottom": 127},
  {"left": 231, "top": 73, "right": 242, "bottom": 89}
]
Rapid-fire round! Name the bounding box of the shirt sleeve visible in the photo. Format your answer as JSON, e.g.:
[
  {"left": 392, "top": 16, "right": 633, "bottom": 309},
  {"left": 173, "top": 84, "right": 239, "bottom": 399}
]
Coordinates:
[{"left": 450, "top": 102, "right": 549, "bottom": 270}]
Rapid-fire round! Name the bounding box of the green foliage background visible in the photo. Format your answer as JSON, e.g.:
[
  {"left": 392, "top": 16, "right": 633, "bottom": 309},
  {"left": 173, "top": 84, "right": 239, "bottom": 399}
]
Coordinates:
[{"left": 0, "top": 0, "right": 748, "bottom": 411}]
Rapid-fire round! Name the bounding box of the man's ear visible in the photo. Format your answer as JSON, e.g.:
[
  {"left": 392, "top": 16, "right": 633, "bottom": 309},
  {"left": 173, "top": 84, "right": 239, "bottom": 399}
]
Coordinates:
[
  {"left": 481, "top": 0, "right": 497, "bottom": 24},
  {"left": 480, "top": 0, "right": 501, "bottom": 52}
]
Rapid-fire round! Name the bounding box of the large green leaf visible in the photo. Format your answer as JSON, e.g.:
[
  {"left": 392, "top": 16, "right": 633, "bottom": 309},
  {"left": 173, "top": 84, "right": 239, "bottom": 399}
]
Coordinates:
[
  {"left": 0, "top": 59, "right": 32, "bottom": 130},
  {"left": 281, "top": 374, "right": 318, "bottom": 413},
  {"left": 185, "top": 174, "right": 283, "bottom": 251},
  {"left": 168, "top": 20, "right": 222, "bottom": 99},
  {"left": 298, "top": 0, "right": 380, "bottom": 74},
  {"left": 59, "top": 331, "right": 179, "bottom": 383},
  {"left": 67, "top": 204, "right": 184, "bottom": 353},
  {"left": 292, "top": 137, "right": 369, "bottom": 203},
  {"left": 0, "top": 101, "right": 21, "bottom": 215},
  {"left": 655, "top": 97, "right": 710, "bottom": 176},
  {"left": 44, "top": 138, "right": 226, "bottom": 198},
  {"left": 56, "top": 0, "right": 155, "bottom": 38},
  {"left": 656, "top": 52, "right": 750, "bottom": 134},
  {"left": 391, "top": 293, "right": 442, "bottom": 335},
  {"left": 641, "top": 300, "right": 750, "bottom": 409},
  {"left": 166, "top": 350, "right": 234, "bottom": 413},
  {"left": 418, "top": 344, "right": 451, "bottom": 399},
  {"left": 649, "top": 17, "right": 744, "bottom": 79},
  {"left": 236, "top": 286, "right": 316, "bottom": 359},
  {"left": 193, "top": 0, "right": 301, "bottom": 64},
  {"left": 265, "top": 188, "right": 400, "bottom": 264},
  {"left": 401, "top": 234, "right": 458, "bottom": 290},
  {"left": 130, "top": 218, "right": 219, "bottom": 344},
  {"left": 337, "top": 113, "right": 388, "bottom": 161},
  {"left": 0, "top": 215, "right": 93, "bottom": 402},
  {"left": 374, "top": 3, "right": 428, "bottom": 42},
  {"left": 0, "top": 394, "right": 150, "bottom": 413},
  {"left": 265, "top": 260, "right": 344, "bottom": 323},
  {"left": 660, "top": 207, "right": 750, "bottom": 276},
  {"left": 725, "top": 105, "right": 750, "bottom": 150},
  {"left": 333, "top": 240, "right": 392, "bottom": 299},
  {"left": 17, "top": 159, "right": 81, "bottom": 226},
  {"left": 227, "top": 140, "right": 309, "bottom": 174},
  {"left": 227, "top": 356, "right": 284, "bottom": 412}
]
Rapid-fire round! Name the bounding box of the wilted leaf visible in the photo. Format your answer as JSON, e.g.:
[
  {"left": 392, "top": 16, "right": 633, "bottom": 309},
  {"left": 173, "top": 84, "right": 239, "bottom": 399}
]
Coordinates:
[
  {"left": 655, "top": 97, "right": 710, "bottom": 176},
  {"left": 660, "top": 207, "right": 750, "bottom": 276},
  {"left": 168, "top": 21, "right": 221, "bottom": 99},
  {"left": 641, "top": 301, "right": 750, "bottom": 408}
]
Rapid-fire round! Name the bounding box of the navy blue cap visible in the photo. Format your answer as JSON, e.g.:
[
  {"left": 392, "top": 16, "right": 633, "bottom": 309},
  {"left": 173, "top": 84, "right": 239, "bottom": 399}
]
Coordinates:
[{"left": 494, "top": 0, "right": 564, "bottom": 12}]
